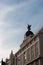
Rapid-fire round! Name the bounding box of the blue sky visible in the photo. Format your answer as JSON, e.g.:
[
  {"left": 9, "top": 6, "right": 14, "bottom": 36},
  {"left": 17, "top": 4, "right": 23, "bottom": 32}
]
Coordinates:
[{"left": 0, "top": 0, "right": 43, "bottom": 61}]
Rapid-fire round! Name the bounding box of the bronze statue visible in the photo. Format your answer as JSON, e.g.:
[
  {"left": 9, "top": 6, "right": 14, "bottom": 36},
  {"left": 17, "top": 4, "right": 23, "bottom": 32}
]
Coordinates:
[
  {"left": 26, "top": 24, "right": 34, "bottom": 37},
  {"left": 27, "top": 24, "right": 31, "bottom": 31}
]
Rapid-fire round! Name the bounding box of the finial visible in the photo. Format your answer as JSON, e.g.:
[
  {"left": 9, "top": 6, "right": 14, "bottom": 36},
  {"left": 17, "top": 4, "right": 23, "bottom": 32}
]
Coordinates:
[
  {"left": 1, "top": 58, "right": 3, "bottom": 62},
  {"left": 11, "top": 50, "right": 13, "bottom": 54},
  {"left": 27, "top": 24, "right": 31, "bottom": 31}
]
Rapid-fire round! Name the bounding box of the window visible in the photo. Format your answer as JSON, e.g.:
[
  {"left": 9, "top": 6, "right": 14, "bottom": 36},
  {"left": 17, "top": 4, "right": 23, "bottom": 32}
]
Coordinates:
[
  {"left": 13, "top": 58, "right": 15, "bottom": 64},
  {"left": 27, "top": 48, "right": 31, "bottom": 61},
  {"left": 35, "top": 42, "right": 39, "bottom": 57},
  {"left": 35, "top": 60, "right": 39, "bottom": 65},
  {"left": 31, "top": 45, "right": 34, "bottom": 60},
  {"left": 31, "top": 62, "right": 34, "bottom": 65},
  {"left": 24, "top": 52, "right": 27, "bottom": 60},
  {"left": 30, "top": 41, "right": 32, "bottom": 44}
]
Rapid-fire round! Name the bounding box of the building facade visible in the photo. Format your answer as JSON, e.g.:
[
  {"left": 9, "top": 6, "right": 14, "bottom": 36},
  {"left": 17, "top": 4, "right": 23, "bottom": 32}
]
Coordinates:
[{"left": 6, "top": 26, "right": 43, "bottom": 65}]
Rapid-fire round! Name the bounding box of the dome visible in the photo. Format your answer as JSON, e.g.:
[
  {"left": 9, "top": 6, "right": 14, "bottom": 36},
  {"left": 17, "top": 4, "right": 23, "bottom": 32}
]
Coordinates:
[{"left": 25, "top": 30, "right": 34, "bottom": 37}]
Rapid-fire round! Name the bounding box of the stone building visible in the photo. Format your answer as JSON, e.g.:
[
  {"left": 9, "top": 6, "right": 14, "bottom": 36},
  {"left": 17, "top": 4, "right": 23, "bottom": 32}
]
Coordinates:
[{"left": 6, "top": 25, "right": 43, "bottom": 65}]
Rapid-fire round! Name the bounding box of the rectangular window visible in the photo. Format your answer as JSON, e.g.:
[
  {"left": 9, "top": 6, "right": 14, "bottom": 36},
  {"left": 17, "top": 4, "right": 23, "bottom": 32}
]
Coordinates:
[
  {"left": 31, "top": 45, "right": 34, "bottom": 60},
  {"left": 35, "top": 60, "right": 39, "bottom": 65},
  {"left": 27, "top": 48, "right": 31, "bottom": 62},
  {"left": 35, "top": 42, "right": 39, "bottom": 57}
]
